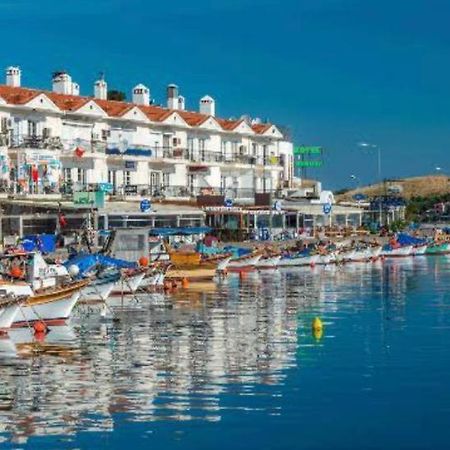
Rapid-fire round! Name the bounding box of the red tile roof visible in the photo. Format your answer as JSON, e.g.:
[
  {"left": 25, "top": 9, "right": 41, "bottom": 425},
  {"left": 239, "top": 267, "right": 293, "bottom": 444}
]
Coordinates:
[{"left": 0, "top": 84, "right": 277, "bottom": 135}]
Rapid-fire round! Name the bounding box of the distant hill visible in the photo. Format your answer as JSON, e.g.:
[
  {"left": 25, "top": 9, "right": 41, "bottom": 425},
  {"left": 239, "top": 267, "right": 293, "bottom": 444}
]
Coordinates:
[{"left": 337, "top": 175, "right": 449, "bottom": 201}]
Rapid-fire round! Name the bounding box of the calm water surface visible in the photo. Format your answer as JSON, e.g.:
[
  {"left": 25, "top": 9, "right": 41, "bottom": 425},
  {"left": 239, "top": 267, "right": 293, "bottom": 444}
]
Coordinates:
[{"left": 1, "top": 257, "right": 450, "bottom": 449}]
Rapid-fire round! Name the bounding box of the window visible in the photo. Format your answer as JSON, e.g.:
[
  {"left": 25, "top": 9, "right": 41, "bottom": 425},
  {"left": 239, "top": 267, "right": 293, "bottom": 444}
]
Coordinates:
[
  {"left": 125, "top": 171, "right": 131, "bottom": 186},
  {"left": 0, "top": 117, "right": 8, "bottom": 133},
  {"left": 163, "top": 173, "right": 170, "bottom": 187},
  {"left": 77, "top": 168, "right": 86, "bottom": 184},
  {"left": 252, "top": 143, "right": 258, "bottom": 156},
  {"left": 63, "top": 168, "right": 72, "bottom": 183},
  {"left": 27, "top": 120, "right": 37, "bottom": 137}
]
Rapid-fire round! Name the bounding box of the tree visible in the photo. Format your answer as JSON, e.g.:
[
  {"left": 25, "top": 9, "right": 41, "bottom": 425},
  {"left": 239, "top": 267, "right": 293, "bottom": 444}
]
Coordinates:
[{"left": 107, "top": 90, "right": 126, "bottom": 101}]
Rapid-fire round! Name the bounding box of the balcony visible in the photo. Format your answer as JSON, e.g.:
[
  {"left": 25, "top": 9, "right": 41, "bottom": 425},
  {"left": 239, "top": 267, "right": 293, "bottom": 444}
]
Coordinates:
[{"left": 9, "top": 134, "right": 63, "bottom": 150}]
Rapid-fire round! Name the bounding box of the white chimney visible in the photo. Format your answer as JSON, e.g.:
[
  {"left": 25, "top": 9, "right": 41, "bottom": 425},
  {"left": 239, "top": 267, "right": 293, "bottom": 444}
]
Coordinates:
[
  {"left": 94, "top": 76, "right": 108, "bottom": 100},
  {"left": 132, "top": 83, "right": 150, "bottom": 106},
  {"left": 6, "top": 66, "right": 21, "bottom": 87},
  {"left": 200, "top": 95, "right": 215, "bottom": 116},
  {"left": 52, "top": 71, "right": 73, "bottom": 95},
  {"left": 72, "top": 82, "right": 80, "bottom": 96},
  {"left": 167, "top": 84, "right": 179, "bottom": 110},
  {"left": 178, "top": 95, "right": 185, "bottom": 111}
]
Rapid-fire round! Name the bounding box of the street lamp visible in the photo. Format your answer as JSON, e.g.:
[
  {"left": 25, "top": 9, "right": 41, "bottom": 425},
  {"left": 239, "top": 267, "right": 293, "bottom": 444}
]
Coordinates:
[{"left": 358, "top": 142, "right": 382, "bottom": 226}]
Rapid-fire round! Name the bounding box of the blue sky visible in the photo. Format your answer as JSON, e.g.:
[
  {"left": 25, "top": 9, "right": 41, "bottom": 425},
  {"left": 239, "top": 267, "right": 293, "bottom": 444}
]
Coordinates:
[{"left": 0, "top": 0, "right": 448, "bottom": 188}]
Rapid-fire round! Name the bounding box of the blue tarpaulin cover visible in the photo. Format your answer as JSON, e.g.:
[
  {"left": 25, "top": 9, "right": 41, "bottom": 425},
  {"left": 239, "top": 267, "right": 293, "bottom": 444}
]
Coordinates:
[
  {"left": 22, "top": 234, "right": 56, "bottom": 253},
  {"left": 65, "top": 253, "right": 137, "bottom": 276},
  {"left": 396, "top": 233, "right": 427, "bottom": 246}
]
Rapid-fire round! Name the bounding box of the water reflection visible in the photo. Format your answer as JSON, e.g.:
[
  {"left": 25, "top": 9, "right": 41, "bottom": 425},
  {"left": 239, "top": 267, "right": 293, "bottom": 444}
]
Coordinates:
[{"left": 0, "top": 257, "right": 445, "bottom": 445}]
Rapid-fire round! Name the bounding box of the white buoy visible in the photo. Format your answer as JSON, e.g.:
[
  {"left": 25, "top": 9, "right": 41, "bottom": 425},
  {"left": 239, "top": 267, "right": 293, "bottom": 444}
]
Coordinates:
[{"left": 68, "top": 264, "right": 80, "bottom": 277}]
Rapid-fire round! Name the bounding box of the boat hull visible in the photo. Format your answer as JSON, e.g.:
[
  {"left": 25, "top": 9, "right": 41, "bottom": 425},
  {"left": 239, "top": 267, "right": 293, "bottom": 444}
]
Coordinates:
[
  {"left": 81, "top": 277, "right": 118, "bottom": 302},
  {"left": 13, "top": 292, "right": 80, "bottom": 326},
  {"left": 0, "top": 303, "right": 21, "bottom": 330},
  {"left": 381, "top": 245, "right": 413, "bottom": 257},
  {"left": 425, "top": 243, "right": 450, "bottom": 255},
  {"left": 257, "top": 256, "right": 281, "bottom": 269},
  {"left": 111, "top": 272, "right": 146, "bottom": 295},
  {"left": 227, "top": 255, "right": 262, "bottom": 272},
  {"left": 278, "top": 254, "right": 319, "bottom": 267}
]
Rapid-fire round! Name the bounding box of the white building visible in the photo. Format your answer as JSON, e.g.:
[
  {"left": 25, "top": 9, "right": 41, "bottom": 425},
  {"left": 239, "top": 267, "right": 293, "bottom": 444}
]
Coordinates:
[{"left": 0, "top": 67, "right": 294, "bottom": 201}]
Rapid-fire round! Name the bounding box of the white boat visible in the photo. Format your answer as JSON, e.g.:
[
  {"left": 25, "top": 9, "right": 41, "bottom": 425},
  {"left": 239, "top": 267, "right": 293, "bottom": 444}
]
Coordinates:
[
  {"left": 111, "top": 270, "right": 146, "bottom": 295},
  {"left": 412, "top": 244, "right": 428, "bottom": 256},
  {"left": 216, "top": 256, "right": 232, "bottom": 272},
  {"left": 80, "top": 276, "right": 119, "bottom": 302},
  {"left": 257, "top": 255, "right": 281, "bottom": 269},
  {"left": 370, "top": 246, "right": 382, "bottom": 259},
  {"left": 140, "top": 271, "right": 166, "bottom": 289},
  {"left": 0, "top": 298, "right": 22, "bottom": 331},
  {"left": 13, "top": 280, "right": 89, "bottom": 326},
  {"left": 347, "top": 248, "right": 374, "bottom": 262},
  {"left": 278, "top": 254, "right": 319, "bottom": 267},
  {"left": 227, "top": 254, "right": 262, "bottom": 271},
  {"left": 317, "top": 253, "right": 336, "bottom": 265},
  {"left": 381, "top": 245, "right": 413, "bottom": 257}
]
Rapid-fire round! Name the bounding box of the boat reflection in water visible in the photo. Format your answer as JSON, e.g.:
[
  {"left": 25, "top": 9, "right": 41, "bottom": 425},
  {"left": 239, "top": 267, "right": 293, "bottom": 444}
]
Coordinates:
[{"left": 0, "top": 258, "right": 426, "bottom": 445}]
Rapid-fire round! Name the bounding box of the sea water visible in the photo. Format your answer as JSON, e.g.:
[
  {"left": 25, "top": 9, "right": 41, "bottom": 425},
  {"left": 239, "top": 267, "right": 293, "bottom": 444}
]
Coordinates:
[{"left": 0, "top": 256, "right": 449, "bottom": 449}]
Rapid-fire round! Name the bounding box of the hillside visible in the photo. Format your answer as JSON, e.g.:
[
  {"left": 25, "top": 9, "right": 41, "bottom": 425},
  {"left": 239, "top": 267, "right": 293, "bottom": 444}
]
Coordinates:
[{"left": 337, "top": 175, "right": 449, "bottom": 201}]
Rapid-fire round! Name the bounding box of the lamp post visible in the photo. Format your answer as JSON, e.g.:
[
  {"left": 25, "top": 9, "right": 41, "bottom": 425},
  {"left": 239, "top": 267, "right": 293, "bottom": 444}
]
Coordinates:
[{"left": 358, "top": 142, "right": 382, "bottom": 226}]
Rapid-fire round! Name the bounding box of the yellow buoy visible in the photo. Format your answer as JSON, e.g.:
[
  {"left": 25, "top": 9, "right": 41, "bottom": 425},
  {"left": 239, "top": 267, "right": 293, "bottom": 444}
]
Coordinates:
[{"left": 312, "top": 317, "right": 323, "bottom": 331}]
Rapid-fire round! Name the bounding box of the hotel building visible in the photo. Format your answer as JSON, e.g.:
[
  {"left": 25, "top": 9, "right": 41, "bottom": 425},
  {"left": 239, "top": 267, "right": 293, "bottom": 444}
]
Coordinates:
[{"left": 0, "top": 67, "right": 294, "bottom": 202}]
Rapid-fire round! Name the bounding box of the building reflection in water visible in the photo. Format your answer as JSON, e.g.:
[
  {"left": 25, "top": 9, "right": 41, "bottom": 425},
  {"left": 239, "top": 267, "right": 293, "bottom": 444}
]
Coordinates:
[{"left": 0, "top": 259, "right": 428, "bottom": 444}]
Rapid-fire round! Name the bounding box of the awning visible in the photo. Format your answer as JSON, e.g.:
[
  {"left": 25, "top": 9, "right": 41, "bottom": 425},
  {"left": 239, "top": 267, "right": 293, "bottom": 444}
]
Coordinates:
[{"left": 149, "top": 226, "right": 212, "bottom": 236}]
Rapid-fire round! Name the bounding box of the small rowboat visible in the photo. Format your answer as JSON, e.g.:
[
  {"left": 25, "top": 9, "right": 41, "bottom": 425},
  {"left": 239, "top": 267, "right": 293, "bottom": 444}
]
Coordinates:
[
  {"left": 425, "top": 243, "right": 450, "bottom": 255},
  {"left": 13, "top": 279, "right": 90, "bottom": 327},
  {"left": 278, "top": 254, "right": 319, "bottom": 267},
  {"left": 381, "top": 245, "right": 413, "bottom": 257},
  {"left": 257, "top": 255, "right": 281, "bottom": 269}
]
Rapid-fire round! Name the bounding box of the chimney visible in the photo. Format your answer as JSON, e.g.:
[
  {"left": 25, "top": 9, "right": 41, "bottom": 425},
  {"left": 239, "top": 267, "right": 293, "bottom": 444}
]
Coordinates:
[
  {"left": 178, "top": 95, "right": 185, "bottom": 111},
  {"left": 167, "top": 84, "right": 179, "bottom": 109},
  {"left": 6, "top": 66, "right": 21, "bottom": 87},
  {"left": 199, "top": 95, "right": 215, "bottom": 116},
  {"left": 94, "top": 75, "right": 107, "bottom": 100},
  {"left": 52, "top": 71, "right": 74, "bottom": 95},
  {"left": 72, "top": 82, "right": 80, "bottom": 96},
  {"left": 132, "top": 83, "right": 150, "bottom": 106}
]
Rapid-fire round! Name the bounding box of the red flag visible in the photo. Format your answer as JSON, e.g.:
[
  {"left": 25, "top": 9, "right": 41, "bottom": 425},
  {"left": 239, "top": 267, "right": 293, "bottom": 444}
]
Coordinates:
[{"left": 74, "top": 147, "right": 85, "bottom": 158}]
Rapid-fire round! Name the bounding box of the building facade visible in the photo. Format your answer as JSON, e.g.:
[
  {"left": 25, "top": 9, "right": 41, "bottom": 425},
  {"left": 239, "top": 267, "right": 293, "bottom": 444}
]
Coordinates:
[{"left": 0, "top": 67, "right": 294, "bottom": 201}]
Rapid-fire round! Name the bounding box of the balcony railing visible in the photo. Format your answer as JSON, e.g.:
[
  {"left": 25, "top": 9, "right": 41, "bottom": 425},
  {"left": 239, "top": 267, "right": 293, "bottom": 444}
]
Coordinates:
[
  {"left": 5, "top": 135, "right": 283, "bottom": 167},
  {"left": 9, "top": 134, "right": 63, "bottom": 150}
]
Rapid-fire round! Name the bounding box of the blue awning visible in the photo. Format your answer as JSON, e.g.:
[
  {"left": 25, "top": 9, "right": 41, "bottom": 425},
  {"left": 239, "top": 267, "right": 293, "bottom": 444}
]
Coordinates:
[
  {"left": 149, "top": 227, "right": 212, "bottom": 236},
  {"left": 106, "top": 147, "right": 152, "bottom": 157}
]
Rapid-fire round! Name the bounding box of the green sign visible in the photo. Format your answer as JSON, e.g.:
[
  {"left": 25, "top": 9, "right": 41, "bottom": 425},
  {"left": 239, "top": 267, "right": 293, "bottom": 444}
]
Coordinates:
[
  {"left": 294, "top": 146, "right": 322, "bottom": 155},
  {"left": 295, "top": 160, "right": 323, "bottom": 168},
  {"left": 74, "top": 191, "right": 105, "bottom": 208}
]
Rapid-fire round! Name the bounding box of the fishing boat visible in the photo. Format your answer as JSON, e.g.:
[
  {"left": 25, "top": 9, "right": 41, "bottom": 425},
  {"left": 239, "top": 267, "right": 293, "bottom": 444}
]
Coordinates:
[
  {"left": 0, "top": 297, "right": 23, "bottom": 332},
  {"left": 370, "top": 246, "right": 382, "bottom": 259},
  {"left": 227, "top": 253, "right": 262, "bottom": 272},
  {"left": 13, "top": 279, "right": 89, "bottom": 327},
  {"left": 165, "top": 250, "right": 232, "bottom": 282},
  {"left": 412, "top": 244, "right": 428, "bottom": 256},
  {"left": 381, "top": 245, "right": 413, "bottom": 257},
  {"left": 278, "top": 253, "right": 319, "bottom": 267},
  {"left": 80, "top": 271, "right": 120, "bottom": 302},
  {"left": 257, "top": 255, "right": 281, "bottom": 269},
  {"left": 425, "top": 242, "right": 450, "bottom": 255},
  {"left": 347, "top": 248, "right": 372, "bottom": 263},
  {"left": 111, "top": 269, "right": 146, "bottom": 295}
]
